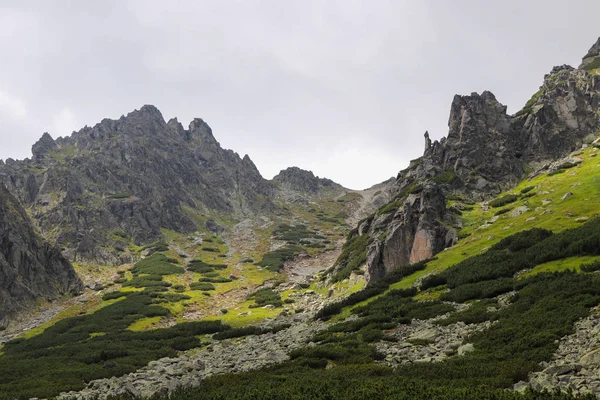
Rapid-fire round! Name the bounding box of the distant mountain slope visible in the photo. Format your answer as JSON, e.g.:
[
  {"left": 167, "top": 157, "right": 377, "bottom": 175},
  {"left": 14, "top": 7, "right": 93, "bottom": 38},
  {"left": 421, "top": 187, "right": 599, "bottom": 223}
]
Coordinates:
[
  {"left": 0, "top": 184, "right": 82, "bottom": 328},
  {"left": 0, "top": 106, "right": 275, "bottom": 264},
  {"left": 272, "top": 167, "right": 345, "bottom": 194}
]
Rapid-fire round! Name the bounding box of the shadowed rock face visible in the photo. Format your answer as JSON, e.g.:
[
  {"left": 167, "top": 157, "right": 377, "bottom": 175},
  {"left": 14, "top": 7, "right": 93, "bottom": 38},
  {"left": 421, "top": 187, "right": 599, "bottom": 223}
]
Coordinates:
[
  {"left": 0, "top": 185, "right": 82, "bottom": 327},
  {"left": 0, "top": 105, "right": 275, "bottom": 264}
]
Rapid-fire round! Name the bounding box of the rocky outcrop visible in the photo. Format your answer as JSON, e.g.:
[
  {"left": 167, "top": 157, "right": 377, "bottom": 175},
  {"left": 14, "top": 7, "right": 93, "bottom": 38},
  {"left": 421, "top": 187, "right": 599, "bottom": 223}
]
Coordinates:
[
  {"left": 341, "top": 37, "right": 600, "bottom": 284},
  {"left": 0, "top": 184, "right": 82, "bottom": 327},
  {"left": 399, "top": 91, "right": 523, "bottom": 198},
  {"left": 360, "top": 184, "right": 457, "bottom": 282},
  {"left": 273, "top": 166, "right": 344, "bottom": 194},
  {"left": 31, "top": 132, "right": 58, "bottom": 162},
  {"left": 513, "top": 65, "right": 600, "bottom": 161},
  {"left": 0, "top": 105, "right": 276, "bottom": 264}
]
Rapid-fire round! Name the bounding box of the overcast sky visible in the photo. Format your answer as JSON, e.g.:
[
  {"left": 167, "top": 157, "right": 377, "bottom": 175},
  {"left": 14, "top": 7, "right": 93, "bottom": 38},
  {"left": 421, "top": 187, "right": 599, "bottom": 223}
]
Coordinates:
[{"left": 0, "top": 1, "right": 598, "bottom": 189}]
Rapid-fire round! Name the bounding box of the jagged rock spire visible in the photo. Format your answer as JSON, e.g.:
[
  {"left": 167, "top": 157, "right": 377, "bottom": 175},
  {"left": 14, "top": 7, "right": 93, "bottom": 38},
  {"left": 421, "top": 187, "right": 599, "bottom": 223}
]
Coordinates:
[{"left": 31, "top": 132, "right": 57, "bottom": 162}]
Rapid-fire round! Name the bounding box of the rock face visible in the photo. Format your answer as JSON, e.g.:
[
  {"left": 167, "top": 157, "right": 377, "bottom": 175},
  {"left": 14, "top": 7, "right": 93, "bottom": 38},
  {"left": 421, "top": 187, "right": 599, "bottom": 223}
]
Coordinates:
[
  {"left": 0, "top": 106, "right": 276, "bottom": 264},
  {"left": 272, "top": 166, "right": 344, "bottom": 194},
  {"left": 360, "top": 184, "right": 456, "bottom": 282},
  {"left": 513, "top": 65, "right": 600, "bottom": 161},
  {"left": 343, "top": 36, "right": 600, "bottom": 284},
  {"left": 0, "top": 184, "right": 82, "bottom": 327},
  {"left": 31, "top": 132, "right": 58, "bottom": 162}
]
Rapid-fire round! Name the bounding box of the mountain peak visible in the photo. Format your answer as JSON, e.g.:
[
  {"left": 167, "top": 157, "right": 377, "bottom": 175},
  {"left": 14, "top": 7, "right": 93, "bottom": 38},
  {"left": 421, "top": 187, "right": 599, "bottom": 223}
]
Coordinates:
[
  {"left": 273, "top": 166, "right": 343, "bottom": 193},
  {"left": 31, "top": 132, "right": 57, "bottom": 161}
]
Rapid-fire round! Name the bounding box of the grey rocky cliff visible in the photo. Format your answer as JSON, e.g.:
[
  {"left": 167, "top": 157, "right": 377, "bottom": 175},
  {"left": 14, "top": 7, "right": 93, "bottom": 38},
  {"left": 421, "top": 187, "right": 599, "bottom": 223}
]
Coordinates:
[
  {"left": 0, "top": 184, "right": 82, "bottom": 328},
  {"left": 0, "top": 105, "right": 275, "bottom": 264},
  {"left": 339, "top": 37, "right": 600, "bottom": 284},
  {"left": 513, "top": 65, "right": 600, "bottom": 161}
]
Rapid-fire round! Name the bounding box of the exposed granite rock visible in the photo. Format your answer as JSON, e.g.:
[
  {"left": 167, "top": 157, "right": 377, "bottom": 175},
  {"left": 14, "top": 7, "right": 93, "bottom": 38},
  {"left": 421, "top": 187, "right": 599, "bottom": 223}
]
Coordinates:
[
  {"left": 401, "top": 91, "right": 523, "bottom": 198},
  {"left": 361, "top": 184, "right": 457, "bottom": 282},
  {"left": 31, "top": 132, "right": 58, "bottom": 162},
  {"left": 0, "top": 105, "right": 276, "bottom": 264},
  {"left": 440, "top": 91, "right": 521, "bottom": 188},
  {"left": 513, "top": 66, "right": 600, "bottom": 161},
  {"left": 334, "top": 37, "right": 600, "bottom": 285},
  {"left": 0, "top": 184, "right": 82, "bottom": 327}
]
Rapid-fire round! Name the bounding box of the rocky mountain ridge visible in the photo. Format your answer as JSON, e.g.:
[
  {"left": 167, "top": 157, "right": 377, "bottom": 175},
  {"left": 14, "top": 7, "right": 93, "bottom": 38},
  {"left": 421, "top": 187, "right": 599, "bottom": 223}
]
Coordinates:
[
  {"left": 337, "top": 37, "right": 600, "bottom": 283},
  {"left": 0, "top": 105, "right": 277, "bottom": 264}
]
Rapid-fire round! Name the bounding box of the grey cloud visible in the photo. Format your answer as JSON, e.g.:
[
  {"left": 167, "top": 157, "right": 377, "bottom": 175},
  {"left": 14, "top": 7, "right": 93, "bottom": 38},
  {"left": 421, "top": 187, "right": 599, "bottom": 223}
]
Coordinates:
[{"left": 0, "top": 0, "right": 599, "bottom": 189}]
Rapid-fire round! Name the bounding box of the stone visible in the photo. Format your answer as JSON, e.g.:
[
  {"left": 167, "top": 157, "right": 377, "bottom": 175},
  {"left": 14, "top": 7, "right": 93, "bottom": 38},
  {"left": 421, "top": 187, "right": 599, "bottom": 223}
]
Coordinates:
[
  {"left": 562, "top": 192, "right": 574, "bottom": 200},
  {"left": 362, "top": 184, "right": 456, "bottom": 283},
  {"left": 457, "top": 343, "right": 474, "bottom": 356},
  {"left": 581, "top": 348, "right": 600, "bottom": 365},
  {"left": 544, "top": 364, "right": 582, "bottom": 376},
  {"left": 509, "top": 206, "right": 530, "bottom": 217}
]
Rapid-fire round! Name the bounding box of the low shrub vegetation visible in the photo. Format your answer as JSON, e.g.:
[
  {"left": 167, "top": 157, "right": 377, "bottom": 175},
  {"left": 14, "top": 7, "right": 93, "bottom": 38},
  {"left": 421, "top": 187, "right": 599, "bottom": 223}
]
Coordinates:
[
  {"left": 489, "top": 194, "right": 518, "bottom": 208},
  {"left": 330, "top": 234, "right": 371, "bottom": 282},
  {"left": 248, "top": 288, "right": 283, "bottom": 308},
  {"left": 132, "top": 254, "right": 184, "bottom": 275},
  {"left": 257, "top": 245, "right": 303, "bottom": 272}
]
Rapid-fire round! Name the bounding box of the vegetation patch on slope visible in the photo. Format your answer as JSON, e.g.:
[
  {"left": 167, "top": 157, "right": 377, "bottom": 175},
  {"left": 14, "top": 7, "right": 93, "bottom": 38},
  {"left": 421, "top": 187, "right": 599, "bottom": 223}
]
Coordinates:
[{"left": 330, "top": 234, "right": 371, "bottom": 283}]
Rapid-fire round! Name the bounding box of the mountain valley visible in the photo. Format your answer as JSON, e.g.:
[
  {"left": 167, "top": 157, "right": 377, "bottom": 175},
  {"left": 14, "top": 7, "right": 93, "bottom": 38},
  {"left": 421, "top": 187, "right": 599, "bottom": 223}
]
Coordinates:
[{"left": 1, "top": 36, "right": 600, "bottom": 400}]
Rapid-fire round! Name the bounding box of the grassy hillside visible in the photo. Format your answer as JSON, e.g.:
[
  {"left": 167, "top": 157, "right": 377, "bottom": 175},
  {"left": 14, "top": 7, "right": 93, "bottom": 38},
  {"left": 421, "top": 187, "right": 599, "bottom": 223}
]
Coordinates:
[{"left": 394, "top": 144, "right": 600, "bottom": 293}]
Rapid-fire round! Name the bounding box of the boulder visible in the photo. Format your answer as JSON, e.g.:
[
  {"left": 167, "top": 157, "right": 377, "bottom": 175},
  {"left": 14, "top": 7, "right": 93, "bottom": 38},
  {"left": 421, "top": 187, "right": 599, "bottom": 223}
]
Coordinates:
[{"left": 510, "top": 206, "right": 530, "bottom": 217}]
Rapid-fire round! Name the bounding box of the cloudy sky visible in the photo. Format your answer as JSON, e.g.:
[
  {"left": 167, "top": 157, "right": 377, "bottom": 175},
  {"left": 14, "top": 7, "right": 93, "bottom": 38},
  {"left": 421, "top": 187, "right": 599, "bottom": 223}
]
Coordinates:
[{"left": 1, "top": 1, "right": 598, "bottom": 189}]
